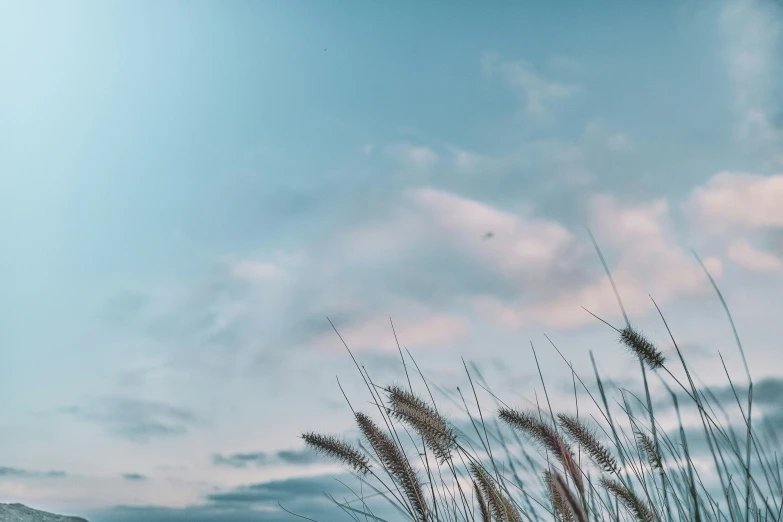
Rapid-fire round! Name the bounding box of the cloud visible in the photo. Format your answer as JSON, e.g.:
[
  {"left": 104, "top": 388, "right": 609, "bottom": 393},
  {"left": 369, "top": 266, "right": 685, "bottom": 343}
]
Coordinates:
[
  {"left": 688, "top": 172, "right": 783, "bottom": 232},
  {"left": 212, "top": 448, "right": 319, "bottom": 468},
  {"left": 685, "top": 171, "right": 783, "bottom": 271},
  {"left": 385, "top": 143, "right": 439, "bottom": 170},
  {"left": 708, "top": 375, "right": 783, "bottom": 407},
  {"left": 138, "top": 184, "right": 728, "bottom": 369},
  {"left": 727, "top": 239, "right": 783, "bottom": 271},
  {"left": 444, "top": 120, "right": 638, "bottom": 201},
  {"left": 207, "top": 475, "right": 338, "bottom": 505},
  {"left": 718, "top": 0, "right": 783, "bottom": 162},
  {"left": 473, "top": 194, "right": 723, "bottom": 329},
  {"left": 65, "top": 398, "right": 200, "bottom": 443},
  {"left": 228, "top": 260, "right": 286, "bottom": 282},
  {"left": 449, "top": 147, "right": 516, "bottom": 176},
  {"left": 720, "top": 0, "right": 782, "bottom": 108},
  {"left": 213, "top": 452, "right": 270, "bottom": 467},
  {"left": 121, "top": 473, "right": 148, "bottom": 481},
  {"left": 86, "top": 473, "right": 376, "bottom": 522},
  {"left": 409, "top": 187, "right": 576, "bottom": 278},
  {"left": 0, "top": 467, "right": 66, "bottom": 478},
  {"left": 482, "top": 52, "right": 580, "bottom": 117},
  {"left": 275, "top": 449, "right": 321, "bottom": 465}
]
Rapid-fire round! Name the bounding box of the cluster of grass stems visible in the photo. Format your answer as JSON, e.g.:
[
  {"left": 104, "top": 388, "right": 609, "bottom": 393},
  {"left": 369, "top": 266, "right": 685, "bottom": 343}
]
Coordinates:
[{"left": 283, "top": 243, "right": 783, "bottom": 522}]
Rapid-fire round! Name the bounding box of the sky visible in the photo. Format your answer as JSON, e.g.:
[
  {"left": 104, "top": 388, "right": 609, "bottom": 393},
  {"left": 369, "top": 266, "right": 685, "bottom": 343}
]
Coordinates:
[{"left": 1, "top": 0, "right": 783, "bottom": 520}]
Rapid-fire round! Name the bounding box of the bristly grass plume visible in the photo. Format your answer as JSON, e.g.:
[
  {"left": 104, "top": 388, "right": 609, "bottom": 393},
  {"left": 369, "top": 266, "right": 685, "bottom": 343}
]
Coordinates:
[
  {"left": 301, "top": 432, "right": 371, "bottom": 476},
  {"left": 557, "top": 413, "right": 619, "bottom": 474},
  {"left": 619, "top": 325, "right": 665, "bottom": 370},
  {"left": 385, "top": 384, "right": 457, "bottom": 465}
]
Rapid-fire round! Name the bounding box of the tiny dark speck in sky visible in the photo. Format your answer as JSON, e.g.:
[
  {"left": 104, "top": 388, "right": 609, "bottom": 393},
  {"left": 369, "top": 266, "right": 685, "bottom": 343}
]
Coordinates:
[{"left": 484, "top": 232, "right": 494, "bottom": 239}]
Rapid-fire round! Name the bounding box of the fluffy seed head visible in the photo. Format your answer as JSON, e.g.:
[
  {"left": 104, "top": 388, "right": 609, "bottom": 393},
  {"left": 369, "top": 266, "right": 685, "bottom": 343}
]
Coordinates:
[
  {"left": 552, "top": 471, "right": 588, "bottom": 522},
  {"left": 386, "top": 384, "right": 457, "bottom": 464},
  {"left": 355, "top": 412, "right": 429, "bottom": 522},
  {"left": 471, "top": 463, "right": 522, "bottom": 522},
  {"left": 635, "top": 430, "right": 663, "bottom": 470},
  {"left": 619, "top": 326, "right": 665, "bottom": 370},
  {"left": 301, "top": 432, "right": 371, "bottom": 475},
  {"left": 600, "top": 477, "right": 655, "bottom": 522},
  {"left": 557, "top": 413, "right": 619, "bottom": 474},
  {"left": 473, "top": 480, "right": 491, "bottom": 522},
  {"left": 544, "top": 470, "right": 575, "bottom": 522}
]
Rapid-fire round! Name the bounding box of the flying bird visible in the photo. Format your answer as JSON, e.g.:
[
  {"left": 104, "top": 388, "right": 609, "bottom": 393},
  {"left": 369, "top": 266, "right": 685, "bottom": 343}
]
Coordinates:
[{"left": 483, "top": 232, "right": 494, "bottom": 240}]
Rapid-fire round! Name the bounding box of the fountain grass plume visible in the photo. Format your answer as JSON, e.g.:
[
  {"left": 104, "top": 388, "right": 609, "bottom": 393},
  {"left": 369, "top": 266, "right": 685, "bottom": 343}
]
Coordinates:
[
  {"left": 552, "top": 471, "right": 588, "bottom": 522},
  {"left": 619, "top": 325, "right": 665, "bottom": 370},
  {"left": 355, "top": 411, "right": 430, "bottom": 522},
  {"left": 473, "top": 479, "right": 491, "bottom": 522},
  {"left": 600, "top": 477, "right": 656, "bottom": 522},
  {"left": 470, "top": 462, "right": 522, "bottom": 522},
  {"left": 301, "top": 432, "right": 371, "bottom": 476},
  {"left": 385, "top": 384, "right": 457, "bottom": 465},
  {"left": 635, "top": 429, "right": 663, "bottom": 470},
  {"left": 544, "top": 470, "right": 575, "bottom": 522},
  {"left": 557, "top": 413, "right": 619, "bottom": 475}
]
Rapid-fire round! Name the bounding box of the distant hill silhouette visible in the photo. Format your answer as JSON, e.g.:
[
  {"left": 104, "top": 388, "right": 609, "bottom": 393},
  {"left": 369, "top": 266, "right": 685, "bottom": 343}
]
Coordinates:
[{"left": 0, "top": 503, "right": 88, "bottom": 522}]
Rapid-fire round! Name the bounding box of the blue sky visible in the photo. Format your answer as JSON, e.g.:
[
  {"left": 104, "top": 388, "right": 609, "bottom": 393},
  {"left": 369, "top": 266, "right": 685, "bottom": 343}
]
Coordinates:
[{"left": 1, "top": 0, "right": 783, "bottom": 520}]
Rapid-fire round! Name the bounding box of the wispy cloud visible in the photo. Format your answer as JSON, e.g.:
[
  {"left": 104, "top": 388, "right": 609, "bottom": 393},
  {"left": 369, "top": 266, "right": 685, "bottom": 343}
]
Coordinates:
[
  {"left": 385, "top": 143, "right": 440, "bottom": 170},
  {"left": 727, "top": 238, "right": 783, "bottom": 272},
  {"left": 121, "top": 473, "right": 148, "bottom": 481},
  {"left": 0, "top": 467, "right": 67, "bottom": 478},
  {"left": 719, "top": 0, "right": 783, "bottom": 163},
  {"left": 688, "top": 172, "right": 783, "bottom": 231},
  {"left": 687, "top": 172, "right": 783, "bottom": 271},
  {"left": 466, "top": 192, "right": 722, "bottom": 329},
  {"left": 482, "top": 52, "right": 580, "bottom": 118},
  {"left": 88, "top": 474, "right": 368, "bottom": 522},
  {"left": 65, "top": 398, "right": 201, "bottom": 443},
  {"left": 206, "top": 475, "right": 338, "bottom": 505},
  {"left": 212, "top": 448, "right": 318, "bottom": 468}
]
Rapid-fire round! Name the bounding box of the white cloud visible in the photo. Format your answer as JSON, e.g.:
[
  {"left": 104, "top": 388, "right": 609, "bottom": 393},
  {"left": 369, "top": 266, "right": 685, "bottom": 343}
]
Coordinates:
[
  {"left": 482, "top": 53, "right": 580, "bottom": 117},
  {"left": 409, "top": 187, "right": 576, "bottom": 278},
  {"left": 334, "top": 187, "right": 723, "bottom": 331},
  {"left": 473, "top": 195, "right": 723, "bottom": 329},
  {"left": 719, "top": 0, "right": 783, "bottom": 161},
  {"left": 385, "top": 143, "right": 439, "bottom": 170},
  {"left": 720, "top": 0, "right": 781, "bottom": 108},
  {"left": 727, "top": 238, "right": 783, "bottom": 271},
  {"left": 687, "top": 172, "right": 783, "bottom": 232}
]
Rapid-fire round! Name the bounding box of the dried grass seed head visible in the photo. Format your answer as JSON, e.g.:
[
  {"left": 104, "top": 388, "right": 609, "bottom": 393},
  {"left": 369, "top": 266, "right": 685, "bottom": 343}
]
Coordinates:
[
  {"left": 301, "top": 431, "right": 371, "bottom": 475},
  {"left": 619, "top": 325, "right": 665, "bottom": 370}
]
